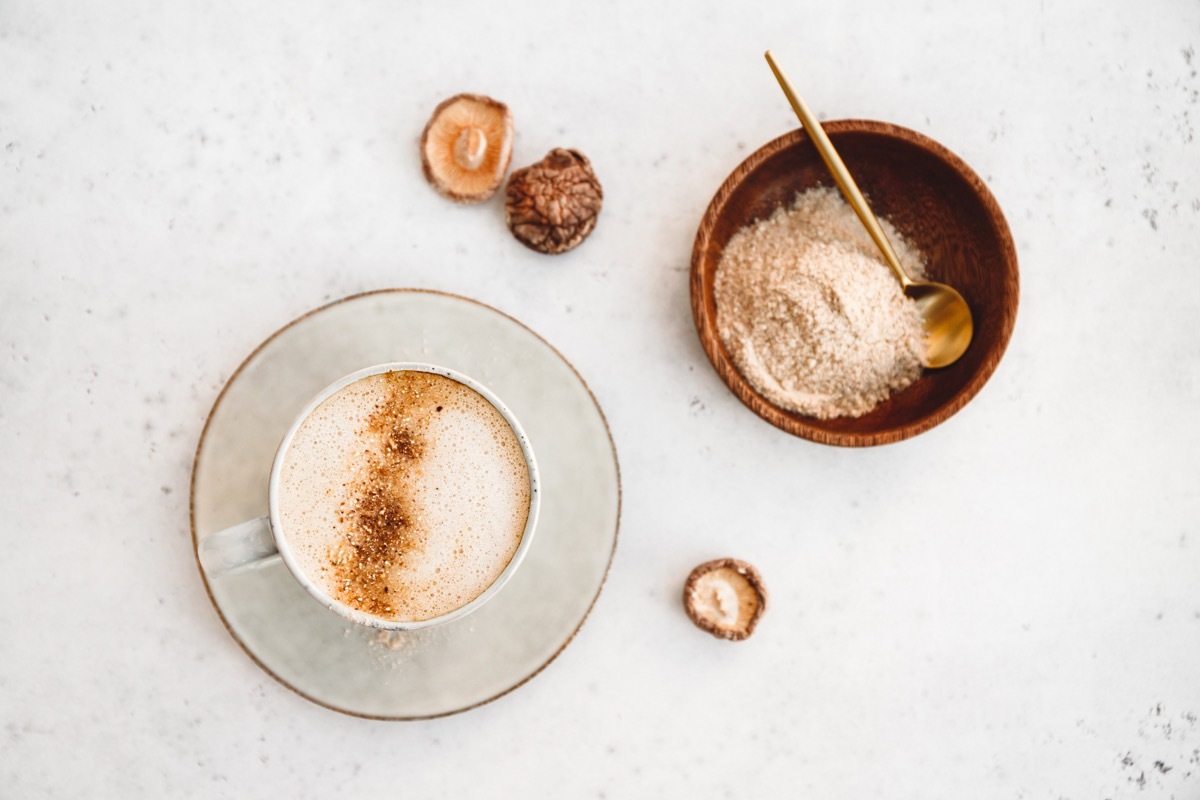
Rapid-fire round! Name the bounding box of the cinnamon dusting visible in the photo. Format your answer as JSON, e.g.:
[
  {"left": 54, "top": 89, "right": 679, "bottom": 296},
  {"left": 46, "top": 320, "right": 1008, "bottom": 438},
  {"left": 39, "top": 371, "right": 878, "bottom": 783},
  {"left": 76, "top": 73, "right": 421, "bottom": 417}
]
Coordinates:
[{"left": 330, "top": 371, "right": 445, "bottom": 617}]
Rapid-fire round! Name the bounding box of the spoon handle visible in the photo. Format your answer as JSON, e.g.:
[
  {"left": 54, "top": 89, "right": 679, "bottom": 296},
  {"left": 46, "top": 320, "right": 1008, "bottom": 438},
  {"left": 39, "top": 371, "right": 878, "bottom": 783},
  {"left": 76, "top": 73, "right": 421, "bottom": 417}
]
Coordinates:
[{"left": 765, "top": 50, "right": 912, "bottom": 290}]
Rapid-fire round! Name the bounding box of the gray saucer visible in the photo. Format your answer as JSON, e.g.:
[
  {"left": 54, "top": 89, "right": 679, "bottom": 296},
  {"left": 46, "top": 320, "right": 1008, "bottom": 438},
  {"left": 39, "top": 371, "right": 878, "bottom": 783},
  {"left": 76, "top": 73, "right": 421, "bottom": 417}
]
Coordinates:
[{"left": 190, "top": 290, "right": 620, "bottom": 719}]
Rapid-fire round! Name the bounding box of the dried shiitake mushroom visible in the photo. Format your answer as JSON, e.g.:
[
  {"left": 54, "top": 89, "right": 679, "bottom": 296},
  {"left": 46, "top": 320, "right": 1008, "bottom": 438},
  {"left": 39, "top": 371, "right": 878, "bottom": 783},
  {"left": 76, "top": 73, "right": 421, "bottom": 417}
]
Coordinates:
[
  {"left": 683, "top": 558, "right": 767, "bottom": 641},
  {"left": 420, "top": 93, "right": 514, "bottom": 204},
  {"left": 504, "top": 148, "right": 602, "bottom": 255}
]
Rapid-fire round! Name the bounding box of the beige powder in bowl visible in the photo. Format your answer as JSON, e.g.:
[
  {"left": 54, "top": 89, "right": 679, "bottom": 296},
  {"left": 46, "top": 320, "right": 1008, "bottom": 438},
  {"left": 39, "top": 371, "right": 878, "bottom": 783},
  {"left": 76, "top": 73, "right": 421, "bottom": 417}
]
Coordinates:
[{"left": 714, "top": 187, "right": 928, "bottom": 420}]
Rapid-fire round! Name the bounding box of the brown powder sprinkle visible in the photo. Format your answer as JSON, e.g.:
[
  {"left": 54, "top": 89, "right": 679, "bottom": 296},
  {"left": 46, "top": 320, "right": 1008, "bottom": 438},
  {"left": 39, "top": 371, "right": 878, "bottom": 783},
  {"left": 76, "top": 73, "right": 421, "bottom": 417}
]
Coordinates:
[
  {"left": 329, "top": 371, "right": 444, "bottom": 617},
  {"left": 714, "top": 187, "right": 928, "bottom": 419}
]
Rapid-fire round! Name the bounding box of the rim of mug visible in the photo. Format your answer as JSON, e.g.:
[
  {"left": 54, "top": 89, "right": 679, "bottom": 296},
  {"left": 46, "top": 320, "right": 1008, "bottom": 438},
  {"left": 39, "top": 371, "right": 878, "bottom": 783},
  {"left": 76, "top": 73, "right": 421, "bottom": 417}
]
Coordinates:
[{"left": 266, "top": 362, "right": 541, "bottom": 631}]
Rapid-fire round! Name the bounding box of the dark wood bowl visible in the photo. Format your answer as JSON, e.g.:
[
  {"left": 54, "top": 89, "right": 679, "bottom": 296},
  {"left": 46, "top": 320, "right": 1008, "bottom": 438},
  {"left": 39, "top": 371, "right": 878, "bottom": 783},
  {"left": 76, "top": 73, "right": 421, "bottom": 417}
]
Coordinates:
[{"left": 691, "top": 120, "right": 1019, "bottom": 446}]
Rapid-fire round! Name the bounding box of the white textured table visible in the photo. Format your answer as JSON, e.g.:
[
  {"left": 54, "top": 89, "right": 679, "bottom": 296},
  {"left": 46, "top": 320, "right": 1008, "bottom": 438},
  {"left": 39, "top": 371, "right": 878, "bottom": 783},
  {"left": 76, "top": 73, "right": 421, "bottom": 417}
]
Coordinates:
[{"left": 3, "top": 1, "right": 1199, "bottom": 797}]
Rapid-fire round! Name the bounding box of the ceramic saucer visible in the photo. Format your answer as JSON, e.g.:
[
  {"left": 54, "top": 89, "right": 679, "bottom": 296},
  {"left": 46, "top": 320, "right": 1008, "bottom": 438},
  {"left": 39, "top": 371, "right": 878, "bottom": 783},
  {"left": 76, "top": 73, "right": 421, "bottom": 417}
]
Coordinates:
[{"left": 190, "top": 290, "right": 620, "bottom": 719}]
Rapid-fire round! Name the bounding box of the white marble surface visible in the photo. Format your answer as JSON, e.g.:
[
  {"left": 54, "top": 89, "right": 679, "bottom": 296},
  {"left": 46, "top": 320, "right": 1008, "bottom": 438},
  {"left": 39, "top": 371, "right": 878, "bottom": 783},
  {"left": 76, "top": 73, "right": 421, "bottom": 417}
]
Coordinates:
[{"left": 2, "top": 0, "right": 1199, "bottom": 796}]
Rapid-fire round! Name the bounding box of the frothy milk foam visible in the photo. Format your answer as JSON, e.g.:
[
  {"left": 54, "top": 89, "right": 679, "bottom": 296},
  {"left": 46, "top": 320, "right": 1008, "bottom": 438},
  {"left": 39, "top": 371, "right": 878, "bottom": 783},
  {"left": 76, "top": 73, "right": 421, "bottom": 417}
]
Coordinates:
[{"left": 276, "top": 370, "right": 531, "bottom": 622}]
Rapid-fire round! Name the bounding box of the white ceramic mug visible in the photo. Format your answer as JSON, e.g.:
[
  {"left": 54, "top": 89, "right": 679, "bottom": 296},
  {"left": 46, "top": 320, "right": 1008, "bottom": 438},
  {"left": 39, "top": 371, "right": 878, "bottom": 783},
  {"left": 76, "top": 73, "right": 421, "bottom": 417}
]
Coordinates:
[{"left": 197, "top": 362, "right": 540, "bottom": 631}]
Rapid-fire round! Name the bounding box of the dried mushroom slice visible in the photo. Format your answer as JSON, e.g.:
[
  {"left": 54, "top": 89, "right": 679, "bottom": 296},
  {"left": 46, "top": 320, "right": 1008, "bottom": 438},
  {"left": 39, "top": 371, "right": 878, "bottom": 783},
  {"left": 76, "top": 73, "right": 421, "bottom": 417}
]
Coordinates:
[
  {"left": 420, "top": 93, "right": 514, "bottom": 204},
  {"left": 504, "top": 148, "right": 602, "bottom": 254},
  {"left": 683, "top": 558, "right": 767, "bottom": 641}
]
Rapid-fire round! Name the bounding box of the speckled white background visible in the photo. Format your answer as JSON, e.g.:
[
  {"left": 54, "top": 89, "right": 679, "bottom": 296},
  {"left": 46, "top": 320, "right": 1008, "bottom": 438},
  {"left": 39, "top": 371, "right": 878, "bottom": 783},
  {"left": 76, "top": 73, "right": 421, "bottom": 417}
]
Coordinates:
[{"left": 2, "top": 0, "right": 1199, "bottom": 797}]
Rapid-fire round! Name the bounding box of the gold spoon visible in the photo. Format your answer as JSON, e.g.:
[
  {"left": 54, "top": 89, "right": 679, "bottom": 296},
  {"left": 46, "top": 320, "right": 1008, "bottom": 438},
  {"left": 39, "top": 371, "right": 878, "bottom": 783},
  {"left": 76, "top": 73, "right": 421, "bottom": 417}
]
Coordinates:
[{"left": 765, "top": 50, "right": 973, "bottom": 368}]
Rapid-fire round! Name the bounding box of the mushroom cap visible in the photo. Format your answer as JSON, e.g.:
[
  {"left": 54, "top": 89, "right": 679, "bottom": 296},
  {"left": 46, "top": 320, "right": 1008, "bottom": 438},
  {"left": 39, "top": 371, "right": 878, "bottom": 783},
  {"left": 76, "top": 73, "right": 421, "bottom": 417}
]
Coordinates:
[
  {"left": 504, "top": 148, "right": 603, "bottom": 255},
  {"left": 420, "top": 93, "right": 514, "bottom": 204},
  {"left": 683, "top": 558, "right": 768, "bottom": 641}
]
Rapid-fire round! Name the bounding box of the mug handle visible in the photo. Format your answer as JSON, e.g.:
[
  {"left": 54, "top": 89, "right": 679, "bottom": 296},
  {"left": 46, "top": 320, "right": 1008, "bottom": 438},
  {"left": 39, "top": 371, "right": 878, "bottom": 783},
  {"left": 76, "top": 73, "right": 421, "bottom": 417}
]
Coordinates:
[{"left": 198, "top": 516, "right": 281, "bottom": 577}]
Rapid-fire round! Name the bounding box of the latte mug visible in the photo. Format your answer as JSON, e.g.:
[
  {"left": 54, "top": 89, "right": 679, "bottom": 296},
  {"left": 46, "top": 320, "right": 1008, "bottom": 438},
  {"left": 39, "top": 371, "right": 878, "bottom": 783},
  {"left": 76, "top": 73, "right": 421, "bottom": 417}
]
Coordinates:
[{"left": 198, "top": 362, "right": 540, "bottom": 631}]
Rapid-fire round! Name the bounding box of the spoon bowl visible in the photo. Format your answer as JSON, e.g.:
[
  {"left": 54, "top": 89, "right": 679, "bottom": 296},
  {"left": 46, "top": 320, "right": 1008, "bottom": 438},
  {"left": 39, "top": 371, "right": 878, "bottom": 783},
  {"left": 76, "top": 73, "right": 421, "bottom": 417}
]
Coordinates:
[{"left": 908, "top": 282, "right": 973, "bottom": 368}]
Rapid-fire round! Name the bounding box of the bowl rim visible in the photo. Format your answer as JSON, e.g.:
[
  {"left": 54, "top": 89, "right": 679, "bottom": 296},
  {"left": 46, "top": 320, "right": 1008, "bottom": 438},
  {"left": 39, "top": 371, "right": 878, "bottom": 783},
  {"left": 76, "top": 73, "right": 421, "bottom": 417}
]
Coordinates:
[{"left": 689, "top": 118, "right": 1019, "bottom": 447}]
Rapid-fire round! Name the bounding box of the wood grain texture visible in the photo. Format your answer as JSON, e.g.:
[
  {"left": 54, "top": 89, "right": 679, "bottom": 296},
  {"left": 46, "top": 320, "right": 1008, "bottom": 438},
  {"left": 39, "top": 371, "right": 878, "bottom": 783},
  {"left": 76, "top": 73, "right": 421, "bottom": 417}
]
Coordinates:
[{"left": 690, "top": 120, "right": 1020, "bottom": 447}]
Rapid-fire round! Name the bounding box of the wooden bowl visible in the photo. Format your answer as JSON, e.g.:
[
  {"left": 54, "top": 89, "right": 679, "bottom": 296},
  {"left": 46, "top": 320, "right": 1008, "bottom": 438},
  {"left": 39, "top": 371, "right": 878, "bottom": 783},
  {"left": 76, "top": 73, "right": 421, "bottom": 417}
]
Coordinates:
[{"left": 691, "top": 120, "right": 1019, "bottom": 446}]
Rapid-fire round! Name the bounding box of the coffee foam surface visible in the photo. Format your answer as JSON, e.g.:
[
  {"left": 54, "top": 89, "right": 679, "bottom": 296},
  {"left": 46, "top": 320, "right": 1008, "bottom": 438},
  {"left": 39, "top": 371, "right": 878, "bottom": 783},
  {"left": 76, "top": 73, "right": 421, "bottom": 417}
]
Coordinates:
[{"left": 276, "top": 370, "right": 531, "bottom": 622}]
